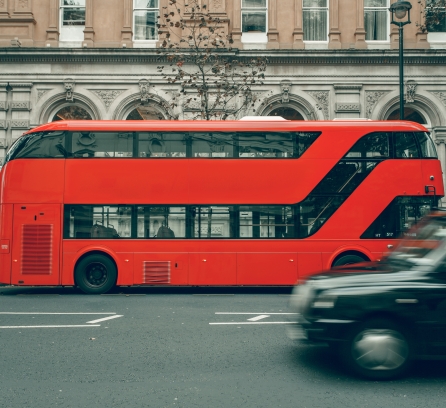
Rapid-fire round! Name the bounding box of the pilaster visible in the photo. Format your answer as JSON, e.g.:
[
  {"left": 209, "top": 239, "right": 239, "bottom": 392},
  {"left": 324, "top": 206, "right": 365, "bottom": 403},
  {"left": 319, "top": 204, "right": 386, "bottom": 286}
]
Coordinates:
[
  {"left": 83, "top": 0, "right": 94, "bottom": 47},
  {"left": 121, "top": 0, "right": 133, "bottom": 47},
  {"left": 334, "top": 84, "right": 362, "bottom": 118},
  {"left": 328, "top": 0, "right": 341, "bottom": 49},
  {"left": 0, "top": 83, "right": 8, "bottom": 155},
  {"left": 46, "top": 0, "right": 59, "bottom": 46},
  {"left": 292, "top": 0, "right": 304, "bottom": 49},
  {"left": 231, "top": 0, "right": 242, "bottom": 48},
  {"left": 354, "top": 0, "right": 367, "bottom": 49},
  {"left": 10, "top": 82, "right": 32, "bottom": 143},
  {"left": 266, "top": 0, "right": 279, "bottom": 49}
]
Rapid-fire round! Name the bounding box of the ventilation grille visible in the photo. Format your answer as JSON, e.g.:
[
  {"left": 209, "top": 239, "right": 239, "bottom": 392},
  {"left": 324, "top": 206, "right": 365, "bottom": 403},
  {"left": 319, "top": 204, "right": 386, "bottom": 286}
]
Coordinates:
[
  {"left": 143, "top": 261, "right": 170, "bottom": 284},
  {"left": 21, "top": 224, "right": 53, "bottom": 275}
]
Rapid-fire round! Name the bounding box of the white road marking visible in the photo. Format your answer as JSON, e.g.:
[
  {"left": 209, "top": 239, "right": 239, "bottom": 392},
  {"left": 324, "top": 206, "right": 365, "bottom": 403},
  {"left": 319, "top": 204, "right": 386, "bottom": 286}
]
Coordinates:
[
  {"left": 0, "top": 312, "right": 116, "bottom": 315},
  {"left": 86, "top": 315, "right": 123, "bottom": 324},
  {"left": 215, "top": 312, "right": 297, "bottom": 315},
  {"left": 0, "top": 325, "right": 101, "bottom": 329},
  {"left": 210, "top": 322, "right": 294, "bottom": 325},
  {"left": 248, "top": 315, "right": 270, "bottom": 321}
]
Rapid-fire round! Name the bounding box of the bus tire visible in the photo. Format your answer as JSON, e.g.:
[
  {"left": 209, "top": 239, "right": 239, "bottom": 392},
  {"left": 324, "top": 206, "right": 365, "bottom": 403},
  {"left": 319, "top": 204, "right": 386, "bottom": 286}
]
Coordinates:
[
  {"left": 75, "top": 254, "right": 117, "bottom": 294},
  {"left": 340, "top": 318, "right": 411, "bottom": 380},
  {"left": 333, "top": 254, "right": 365, "bottom": 267}
]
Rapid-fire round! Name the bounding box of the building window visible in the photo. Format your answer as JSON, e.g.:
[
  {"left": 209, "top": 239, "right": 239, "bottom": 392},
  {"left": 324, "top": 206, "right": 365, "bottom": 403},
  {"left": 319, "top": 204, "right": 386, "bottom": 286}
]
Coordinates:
[
  {"left": 426, "top": 0, "right": 446, "bottom": 32},
  {"left": 133, "top": 0, "right": 159, "bottom": 42},
  {"left": 364, "top": 0, "right": 389, "bottom": 41},
  {"left": 59, "top": 0, "right": 85, "bottom": 44},
  {"left": 303, "top": 0, "right": 328, "bottom": 42},
  {"left": 426, "top": 1, "right": 446, "bottom": 44},
  {"left": 241, "top": 0, "right": 267, "bottom": 43}
]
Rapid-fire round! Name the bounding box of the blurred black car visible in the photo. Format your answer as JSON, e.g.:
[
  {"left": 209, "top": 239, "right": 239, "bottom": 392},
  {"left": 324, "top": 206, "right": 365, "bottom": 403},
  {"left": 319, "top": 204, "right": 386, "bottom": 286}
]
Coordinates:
[{"left": 288, "top": 211, "right": 446, "bottom": 380}]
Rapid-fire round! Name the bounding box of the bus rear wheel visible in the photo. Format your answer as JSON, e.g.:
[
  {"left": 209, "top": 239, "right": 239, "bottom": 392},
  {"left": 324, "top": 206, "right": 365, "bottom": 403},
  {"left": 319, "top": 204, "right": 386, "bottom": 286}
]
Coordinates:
[
  {"left": 75, "top": 254, "right": 117, "bottom": 294},
  {"left": 333, "top": 254, "right": 366, "bottom": 267}
]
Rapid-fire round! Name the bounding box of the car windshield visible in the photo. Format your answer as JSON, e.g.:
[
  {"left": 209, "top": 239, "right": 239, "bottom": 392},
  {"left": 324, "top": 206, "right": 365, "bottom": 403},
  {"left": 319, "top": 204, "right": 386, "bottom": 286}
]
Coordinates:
[{"left": 389, "top": 215, "right": 446, "bottom": 268}]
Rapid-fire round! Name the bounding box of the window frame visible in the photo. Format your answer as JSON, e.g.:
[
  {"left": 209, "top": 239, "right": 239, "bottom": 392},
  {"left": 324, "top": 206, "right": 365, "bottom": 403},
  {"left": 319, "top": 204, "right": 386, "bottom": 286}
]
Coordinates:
[
  {"left": 241, "top": 0, "right": 268, "bottom": 44},
  {"left": 364, "top": 0, "right": 390, "bottom": 44},
  {"left": 133, "top": 0, "right": 159, "bottom": 46},
  {"left": 59, "top": 0, "right": 86, "bottom": 45},
  {"left": 302, "top": 0, "right": 329, "bottom": 44},
  {"left": 426, "top": 1, "right": 446, "bottom": 44}
]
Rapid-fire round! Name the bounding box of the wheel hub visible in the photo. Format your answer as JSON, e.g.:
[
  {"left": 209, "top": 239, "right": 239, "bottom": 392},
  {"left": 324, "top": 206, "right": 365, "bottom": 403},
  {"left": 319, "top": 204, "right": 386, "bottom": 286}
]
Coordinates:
[{"left": 352, "top": 329, "right": 409, "bottom": 371}]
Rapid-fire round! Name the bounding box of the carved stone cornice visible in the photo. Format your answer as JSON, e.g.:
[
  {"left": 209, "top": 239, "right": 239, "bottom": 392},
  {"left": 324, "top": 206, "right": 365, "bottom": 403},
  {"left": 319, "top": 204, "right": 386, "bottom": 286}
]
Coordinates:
[{"left": 3, "top": 49, "right": 446, "bottom": 65}]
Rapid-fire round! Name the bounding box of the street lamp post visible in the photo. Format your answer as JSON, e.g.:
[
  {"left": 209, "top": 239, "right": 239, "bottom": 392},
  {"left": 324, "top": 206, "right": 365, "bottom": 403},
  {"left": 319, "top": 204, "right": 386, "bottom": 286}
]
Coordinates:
[{"left": 389, "top": 0, "right": 412, "bottom": 120}]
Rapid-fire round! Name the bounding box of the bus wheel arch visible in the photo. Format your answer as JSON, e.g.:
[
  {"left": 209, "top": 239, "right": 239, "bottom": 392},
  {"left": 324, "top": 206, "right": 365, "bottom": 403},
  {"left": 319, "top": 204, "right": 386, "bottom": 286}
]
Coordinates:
[
  {"left": 74, "top": 251, "right": 118, "bottom": 294},
  {"left": 332, "top": 250, "right": 370, "bottom": 267}
]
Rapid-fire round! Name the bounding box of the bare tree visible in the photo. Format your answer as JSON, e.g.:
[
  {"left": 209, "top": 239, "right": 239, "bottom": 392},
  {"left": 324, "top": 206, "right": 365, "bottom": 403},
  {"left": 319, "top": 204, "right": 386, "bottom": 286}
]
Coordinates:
[
  {"left": 416, "top": 0, "right": 446, "bottom": 33},
  {"left": 156, "top": 0, "right": 268, "bottom": 120}
]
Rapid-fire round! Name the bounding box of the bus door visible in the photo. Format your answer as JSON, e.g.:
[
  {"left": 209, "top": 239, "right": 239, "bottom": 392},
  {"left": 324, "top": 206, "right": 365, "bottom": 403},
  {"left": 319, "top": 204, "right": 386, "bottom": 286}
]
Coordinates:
[{"left": 11, "top": 204, "right": 61, "bottom": 286}]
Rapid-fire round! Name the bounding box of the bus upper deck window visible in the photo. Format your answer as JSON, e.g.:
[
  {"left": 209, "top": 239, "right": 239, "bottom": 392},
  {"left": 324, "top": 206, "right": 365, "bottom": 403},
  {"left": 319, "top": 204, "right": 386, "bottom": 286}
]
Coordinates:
[
  {"left": 416, "top": 132, "right": 438, "bottom": 158},
  {"left": 394, "top": 132, "right": 419, "bottom": 158}
]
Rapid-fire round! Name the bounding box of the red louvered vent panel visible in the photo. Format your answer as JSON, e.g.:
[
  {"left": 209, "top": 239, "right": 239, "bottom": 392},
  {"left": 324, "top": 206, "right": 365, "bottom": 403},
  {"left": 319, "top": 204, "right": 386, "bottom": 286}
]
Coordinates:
[
  {"left": 143, "top": 261, "right": 170, "bottom": 284},
  {"left": 21, "top": 224, "right": 53, "bottom": 275}
]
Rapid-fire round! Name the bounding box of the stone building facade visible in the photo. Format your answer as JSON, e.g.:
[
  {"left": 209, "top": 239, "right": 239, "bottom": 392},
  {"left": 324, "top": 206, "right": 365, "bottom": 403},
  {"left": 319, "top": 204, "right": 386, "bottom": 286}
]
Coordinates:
[{"left": 1, "top": 0, "right": 446, "bottom": 189}]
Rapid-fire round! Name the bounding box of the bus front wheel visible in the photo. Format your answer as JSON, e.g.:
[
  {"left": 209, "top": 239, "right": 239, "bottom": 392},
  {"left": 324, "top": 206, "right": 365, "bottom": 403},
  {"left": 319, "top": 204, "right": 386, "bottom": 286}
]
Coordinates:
[{"left": 75, "top": 254, "right": 117, "bottom": 294}]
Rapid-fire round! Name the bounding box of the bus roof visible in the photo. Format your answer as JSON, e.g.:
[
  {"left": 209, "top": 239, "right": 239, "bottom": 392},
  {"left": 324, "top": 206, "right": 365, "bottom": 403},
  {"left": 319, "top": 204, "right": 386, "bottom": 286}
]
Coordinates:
[{"left": 24, "top": 120, "right": 428, "bottom": 135}]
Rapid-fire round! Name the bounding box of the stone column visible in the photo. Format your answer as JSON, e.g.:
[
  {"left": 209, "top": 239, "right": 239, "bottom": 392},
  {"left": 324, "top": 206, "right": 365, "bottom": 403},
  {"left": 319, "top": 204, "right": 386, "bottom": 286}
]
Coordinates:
[
  {"left": 209, "top": 0, "right": 229, "bottom": 37},
  {"left": 10, "top": 0, "right": 35, "bottom": 46},
  {"left": 267, "top": 0, "right": 279, "bottom": 49},
  {"left": 354, "top": 0, "right": 367, "bottom": 49},
  {"left": 83, "top": 0, "right": 94, "bottom": 46},
  {"left": 232, "top": 0, "right": 242, "bottom": 48},
  {"left": 0, "top": 83, "right": 8, "bottom": 157},
  {"left": 121, "top": 0, "right": 133, "bottom": 47},
  {"left": 328, "top": 0, "right": 341, "bottom": 49},
  {"left": 10, "top": 83, "right": 32, "bottom": 144},
  {"left": 157, "top": 0, "right": 169, "bottom": 47},
  {"left": 46, "top": 0, "right": 59, "bottom": 46},
  {"left": 292, "top": 0, "right": 304, "bottom": 49}
]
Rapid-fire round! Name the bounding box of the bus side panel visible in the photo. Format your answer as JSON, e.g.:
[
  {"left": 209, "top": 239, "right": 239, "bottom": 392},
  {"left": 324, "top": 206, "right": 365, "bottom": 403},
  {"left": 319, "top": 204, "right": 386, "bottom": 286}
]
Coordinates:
[
  {"left": 0, "top": 204, "right": 13, "bottom": 284},
  {"left": 236, "top": 253, "right": 297, "bottom": 285},
  {"left": 2, "top": 160, "right": 65, "bottom": 204},
  {"left": 297, "top": 252, "right": 323, "bottom": 282},
  {"left": 133, "top": 252, "right": 189, "bottom": 285},
  {"left": 421, "top": 160, "right": 444, "bottom": 197},
  {"left": 188, "top": 252, "right": 237, "bottom": 285}
]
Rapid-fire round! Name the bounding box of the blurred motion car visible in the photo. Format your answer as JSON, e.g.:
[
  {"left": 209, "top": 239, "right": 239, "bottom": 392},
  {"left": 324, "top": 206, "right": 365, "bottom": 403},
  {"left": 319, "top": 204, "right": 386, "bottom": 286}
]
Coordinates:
[{"left": 288, "top": 210, "right": 446, "bottom": 380}]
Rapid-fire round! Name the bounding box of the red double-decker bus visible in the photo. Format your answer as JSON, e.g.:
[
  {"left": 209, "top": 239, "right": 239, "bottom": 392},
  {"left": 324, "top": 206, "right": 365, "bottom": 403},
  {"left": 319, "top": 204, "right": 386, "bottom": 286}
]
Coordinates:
[{"left": 0, "top": 119, "right": 442, "bottom": 293}]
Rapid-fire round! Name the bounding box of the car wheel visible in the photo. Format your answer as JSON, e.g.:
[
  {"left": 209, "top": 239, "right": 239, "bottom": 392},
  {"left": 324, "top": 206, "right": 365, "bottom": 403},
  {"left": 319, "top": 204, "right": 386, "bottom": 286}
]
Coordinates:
[
  {"left": 341, "top": 318, "right": 411, "bottom": 380},
  {"left": 333, "top": 254, "right": 365, "bottom": 267},
  {"left": 75, "top": 254, "right": 117, "bottom": 294}
]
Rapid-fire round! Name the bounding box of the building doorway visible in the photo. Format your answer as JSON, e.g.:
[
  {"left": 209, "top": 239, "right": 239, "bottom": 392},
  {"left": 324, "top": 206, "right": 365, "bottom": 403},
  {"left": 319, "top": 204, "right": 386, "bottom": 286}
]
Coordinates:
[{"left": 386, "top": 107, "right": 426, "bottom": 124}]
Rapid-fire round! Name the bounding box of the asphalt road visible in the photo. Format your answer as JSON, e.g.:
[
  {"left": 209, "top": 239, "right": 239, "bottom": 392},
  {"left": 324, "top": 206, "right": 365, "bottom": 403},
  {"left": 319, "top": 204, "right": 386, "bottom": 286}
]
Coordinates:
[{"left": 0, "top": 286, "right": 446, "bottom": 408}]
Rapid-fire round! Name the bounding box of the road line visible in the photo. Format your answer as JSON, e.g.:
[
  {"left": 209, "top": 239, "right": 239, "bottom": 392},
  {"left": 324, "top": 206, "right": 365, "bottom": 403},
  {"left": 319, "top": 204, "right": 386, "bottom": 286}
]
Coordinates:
[
  {"left": 87, "top": 315, "right": 123, "bottom": 324},
  {"left": 215, "top": 312, "right": 297, "bottom": 315},
  {"left": 248, "top": 315, "right": 270, "bottom": 321},
  {"left": 209, "top": 322, "right": 294, "bottom": 325},
  {"left": 0, "top": 312, "right": 117, "bottom": 315},
  {"left": 0, "top": 325, "right": 101, "bottom": 329}
]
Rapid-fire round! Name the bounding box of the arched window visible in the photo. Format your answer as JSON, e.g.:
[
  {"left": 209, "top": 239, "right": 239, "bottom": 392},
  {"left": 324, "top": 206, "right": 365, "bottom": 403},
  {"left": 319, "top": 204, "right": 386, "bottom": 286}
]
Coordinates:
[
  {"left": 126, "top": 106, "right": 165, "bottom": 120},
  {"left": 268, "top": 107, "right": 305, "bottom": 121},
  {"left": 52, "top": 106, "right": 92, "bottom": 121},
  {"left": 386, "top": 107, "right": 426, "bottom": 124}
]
